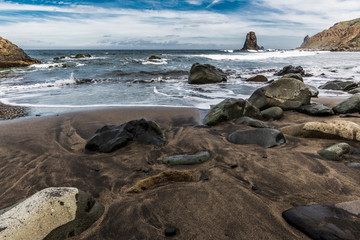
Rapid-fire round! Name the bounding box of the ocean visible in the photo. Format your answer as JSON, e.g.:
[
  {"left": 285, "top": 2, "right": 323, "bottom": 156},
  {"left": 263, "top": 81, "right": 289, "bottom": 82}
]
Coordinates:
[{"left": 0, "top": 49, "right": 359, "bottom": 117}]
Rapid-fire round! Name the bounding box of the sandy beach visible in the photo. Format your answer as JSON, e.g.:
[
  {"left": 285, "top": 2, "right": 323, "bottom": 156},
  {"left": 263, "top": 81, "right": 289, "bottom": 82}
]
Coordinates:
[{"left": 1, "top": 101, "right": 360, "bottom": 239}]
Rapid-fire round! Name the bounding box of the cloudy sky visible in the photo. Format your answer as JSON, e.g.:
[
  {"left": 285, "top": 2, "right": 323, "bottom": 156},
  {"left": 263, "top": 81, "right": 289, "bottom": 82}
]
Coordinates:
[{"left": 0, "top": 0, "right": 359, "bottom": 49}]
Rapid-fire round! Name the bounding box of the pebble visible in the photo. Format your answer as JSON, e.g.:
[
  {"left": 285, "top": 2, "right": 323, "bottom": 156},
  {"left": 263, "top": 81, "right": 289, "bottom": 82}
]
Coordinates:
[
  {"left": 143, "top": 169, "right": 150, "bottom": 173},
  {"left": 136, "top": 168, "right": 142, "bottom": 172},
  {"left": 164, "top": 227, "right": 177, "bottom": 237},
  {"left": 94, "top": 168, "right": 100, "bottom": 172},
  {"left": 230, "top": 164, "right": 238, "bottom": 169},
  {"left": 147, "top": 161, "right": 154, "bottom": 165},
  {"left": 251, "top": 185, "right": 258, "bottom": 191}
]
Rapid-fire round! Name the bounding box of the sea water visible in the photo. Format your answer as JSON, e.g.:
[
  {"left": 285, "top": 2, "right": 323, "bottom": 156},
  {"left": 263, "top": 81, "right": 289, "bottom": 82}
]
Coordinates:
[{"left": 0, "top": 49, "right": 359, "bottom": 117}]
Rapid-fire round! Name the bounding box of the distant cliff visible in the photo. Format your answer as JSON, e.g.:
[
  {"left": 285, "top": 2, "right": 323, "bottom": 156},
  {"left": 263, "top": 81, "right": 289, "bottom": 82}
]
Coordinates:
[{"left": 300, "top": 18, "right": 360, "bottom": 51}]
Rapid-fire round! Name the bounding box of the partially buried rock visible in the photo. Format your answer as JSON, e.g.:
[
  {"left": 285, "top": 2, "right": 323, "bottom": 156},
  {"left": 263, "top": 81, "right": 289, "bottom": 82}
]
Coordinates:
[
  {"left": 319, "top": 80, "right": 358, "bottom": 91},
  {"left": 235, "top": 116, "right": 269, "bottom": 128},
  {"left": 162, "top": 151, "right": 211, "bottom": 165},
  {"left": 227, "top": 128, "right": 286, "bottom": 148},
  {"left": 85, "top": 118, "right": 166, "bottom": 153},
  {"left": 203, "top": 98, "right": 262, "bottom": 126},
  {"left": 297, "top": 103, "right": 334, "bottom": 116},
  {"left": 248, "top": 78, "right": 311, "bottom": 110},
  {"left": 332, "top": 93, "right": 360, "bottom": 114},
  {"left": 283, "top": 200, "right": 360, "bottom": 239},
  {"left": 261, "top": 107, "right": 283, "bottom": 121},
  {"left": 246, "top": 75, "right": 267, "bottom": 82},
  {"left": 318, "top": 142, "right": 350, "bottom": 161},
  {"left": 0, "top": 187, "right": 104, "bottom": 240},
  {"left": 281, "top": 73, "right": 303, "bottom": 82},
  {"left": 275, "top": 65, "right": 305, "bottom": 76},
  {"left": 188, "top": 63, "right": 227, "bottom": 84}
]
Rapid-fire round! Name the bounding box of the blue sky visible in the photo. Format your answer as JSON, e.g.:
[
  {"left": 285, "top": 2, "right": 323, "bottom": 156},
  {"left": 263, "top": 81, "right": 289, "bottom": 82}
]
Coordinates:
[{"left": 0, "top": 0, "right": 359, "bottom": 49}]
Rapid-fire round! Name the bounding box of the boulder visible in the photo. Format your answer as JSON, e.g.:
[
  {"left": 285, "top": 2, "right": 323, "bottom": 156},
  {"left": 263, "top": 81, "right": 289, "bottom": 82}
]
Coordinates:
[
  {"left": 281, "top": 73, "right": 303, "bottom": 82},
  {"left": 0, "top": 36, "right": 40, "bottom": 68},
  {"left": 318, "top": 142, "right": 350, "bottom": 161},
  {"left": 241, "top": 31, "right": 262, "bottom": 51},
  {"left": 319, "top": 80, "right": 358, "bottom": 91},
  {"left": 227, "top": 128, "right": 286, "bottom": 148},
  {"left": 280, "top": 120, "right": 360, "bottom": 141},
  {"left": 297, "top": 103, "right": 334, "bottom": 116},
  {"left": 235, "top": 116, "right": 269, "bottom": 128},
  {"left": 332, "top": 93, "right": 360, "bottom": 114},
  {"left": 85, "top": 118, "right": 166, "bottom": 153},
  {"left": 246, "top": 75, "right": 268, "bottom": 82},
  {"left": 74, "top": 54, "right": 91, "bottom": 58},
  {"left": 261, "top": 107, "right": 283, "bottom": 120},
  {"left": 283, "top": 200, "right": 360, "bottom": 240},
  {"left": 306, "top": 84, "right": 319, "bottom": 97},
  {"left": 275, "top": 65, "right": 305, "bottom": 76},
  {"left": 149, "top": 55, "right": 161, "bottom": 60},
  {"left": 188, "top": 63, "right": 227, "bottom": 84},
  {"left": 0, "top": 187, "right": 104, "bottom": 240},
  {"left": 162, "top": 151, "right": 211, "bottom": 165},
  {"left": 349, "top": 88, "right": 360, "bottom": 94},
  {"left": 248, "top": 78, "right": 311, "bottom": 110},
  {"left": 203, "top": 98, "right": 262, "bottom": 126}
]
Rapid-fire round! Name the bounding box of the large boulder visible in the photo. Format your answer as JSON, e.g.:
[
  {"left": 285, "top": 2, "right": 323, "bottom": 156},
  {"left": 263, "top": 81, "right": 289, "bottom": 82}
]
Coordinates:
[
  {"left": 227, "top": 128, "right": 286, "bottom": 148},
  {"left": 318, "top": 142, "right": 350, "bottom": 161},
  {"left": 319, "top": 80, "right": 358, "bottom": 91},
  {"left": 332, "top": 93, "right": 360, "bottom": 114},
  {"left": 241, "top": 31, "right": 262, "bottom": 51},
  {"left": 280, "top": 120, "right": 360, "bottom": 141},
  {"left": 85, "top": 118, "right": 166, "bottom": 153},
  {"left": 283, "top": 200, "right": 360, "bottom": 239},
  {"left": 275, "top": 65, "right": 305, "bottom": 76},
  {"left": 203, "top": 98, "right": 262, "bottom": 126},
  {"left": 0, "top": 37, "right": 40, "bottom": 68},
  {"left": 0, "top": 187, "right": 104, "bottom": 240},
  {"left": 188, "top": 63, "right": 227, "bottom": 84},
  {"left": 297, "top": 103, "right": 334, "bottom": 116},
  {"left": 248, "top": 78, "right": 311, "bottom": 110}
]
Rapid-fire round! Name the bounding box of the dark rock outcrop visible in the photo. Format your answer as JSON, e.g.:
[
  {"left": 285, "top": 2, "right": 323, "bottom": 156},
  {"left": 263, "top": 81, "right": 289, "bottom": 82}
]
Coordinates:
[
  {"left": 188, "top": 63, "right": 227, "bottom": 84},
  {"left": 0, "top": 37, "right": 40, "bottom": 68},
  {"left": 275, "top": 65, "right": 305, "bottom": 76},
  {"left": 241, "top": 32, "right": 262, "bottom": 51},
  {"left": 85, "top": 119, "right": 166, "bottom": 153},
  {"left": 300, "top": 35, "right": 310, "bottom": 48},
  {"left": 248, "top": 78, "right": 311, "bottom": 110},
  {"left": 203, "top": 98, "right": 262, "bottom": 126},
  {"left": 246, "top": 75, "right": 268, "bottom": 82},
  {"left": 319, "top": 80, "right": 358, "bottom": 91},
  {"left": 149, "top": 55, "right": 161, "bottom": 60},
  {"left": 227, "top": 128, "right": 286, "bottom": 148},
  {"left": 74, "top": 54, "right": 91, "bottom": 58},
  {"left": 297, "top": 103, "right": 334, "bottom": 116},
  {"left": 332, "top": 93, "right": 360, "bottom": 114},
  {"left": 283, "top": 200, "right": 360, "bottom": 239}
]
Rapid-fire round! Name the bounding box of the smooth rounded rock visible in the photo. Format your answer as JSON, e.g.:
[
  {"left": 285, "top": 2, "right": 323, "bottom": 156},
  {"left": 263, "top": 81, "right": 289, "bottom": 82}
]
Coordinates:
[
  {"left": 261, "top": 107, "right": 283, "bottom": 120},
  {"left": 317, "top": 142, "right": 350, "bottom": 161},
  {"left": 235, "top": 116, "right": 269, "bottom": 128},
  {"left": 162, "top": 151, "right": 211, "bottom": 165},
  {"left": 281, "top": 73, "right": 303, "bottom": 82},
  {"left": 188, "top": 63, "right": 227, "bottom": 84},
  {"left": 227, "top": 128, "right": 286, "bottom": 148},
  {"left": 246, "top": 75, "right": 268, "bottom": 82},
  {"left": 297, "top": 103, "right": 334, "bottom": 116},
  {"left": 165, "top": 227, "right": 177, "bottom": 237},
  {"left": 332, "top": 93, "right": 360, "bottom": 114}
]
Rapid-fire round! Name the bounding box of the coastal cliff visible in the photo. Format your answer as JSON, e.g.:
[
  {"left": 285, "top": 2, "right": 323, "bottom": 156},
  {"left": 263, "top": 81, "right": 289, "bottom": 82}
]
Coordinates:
[
  {"left": 0, "top": 37, "right": 40, "bottom": 68},
  {"left": 300, "top": 18, "right": 360, "bottom": 51}
]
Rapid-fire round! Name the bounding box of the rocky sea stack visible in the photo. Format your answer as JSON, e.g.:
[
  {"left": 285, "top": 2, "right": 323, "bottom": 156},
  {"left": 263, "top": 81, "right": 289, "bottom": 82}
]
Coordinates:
[
  {"left": 299, "top": 18, "right": 360, "bottom": 51},
  {"left": 241, "top": 31, "right": 263, "bottom": 51},
  {"left": 0, "top": 37, "right": 40, "bottom": 68}
]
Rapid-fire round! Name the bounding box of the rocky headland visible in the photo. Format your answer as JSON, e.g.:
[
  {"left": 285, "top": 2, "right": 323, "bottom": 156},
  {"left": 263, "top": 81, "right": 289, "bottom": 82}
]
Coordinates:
[{"left": 300, "top": 18, "right": 360, "bottom": 51}]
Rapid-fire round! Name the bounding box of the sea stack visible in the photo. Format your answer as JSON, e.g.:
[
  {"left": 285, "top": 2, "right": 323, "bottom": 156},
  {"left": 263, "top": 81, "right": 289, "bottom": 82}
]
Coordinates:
[
  {"left": 0, "top": 36, "right": 40, "bottom": 68},
  {"left": 241, "top": 31, "right": 263, "bottom": 50}
]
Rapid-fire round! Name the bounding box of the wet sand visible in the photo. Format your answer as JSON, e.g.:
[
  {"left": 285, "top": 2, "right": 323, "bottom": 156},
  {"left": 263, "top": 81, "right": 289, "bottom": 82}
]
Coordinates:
[{"left": 1, "top": 103, "right": 360, "bottom": 239}]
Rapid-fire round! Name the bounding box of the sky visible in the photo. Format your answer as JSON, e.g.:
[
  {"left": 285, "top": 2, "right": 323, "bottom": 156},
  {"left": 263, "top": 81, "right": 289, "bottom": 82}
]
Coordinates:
[{"left": 0, "top": 0, "right": 359, "bottom": 49}]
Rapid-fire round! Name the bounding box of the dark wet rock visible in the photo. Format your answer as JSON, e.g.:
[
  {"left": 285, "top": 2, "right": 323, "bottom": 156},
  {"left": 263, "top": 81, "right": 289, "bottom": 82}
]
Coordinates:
[
  {"left": 318, "top": 142, "right": 350, "bottom": 161},
  {"left": 251, "top": 185, "right": 258, "bottom": 191},
  {"left": 246, "top": 75, "right": 268, "bottom": 82},
  {"left": 0, "top": 187, "right": 104, "bottom": 240},
  {"left": 0, "top": 103, "right": 28, "bottom": 120},
  {"left": 74, "top": 54, "right": 91, "bottom": 58},
  {"left": 235, "top": 116, "right": 269, "bottom": 128},
  {"left": 142, "top": 169, "right": 150, "bottom": 173},
  {"left": 241, "top": 31, "right": 262, "bottom": 50},
  {"left": 248, "top": 78, "right": 311, "bottom": 110},
  {"left": 297, "top": 103, "right": 334, "bottom": 116},
  {"left": 85, "top": 118, "right": 166, "bottom": 153},
  {"left": 203, "top": 98, "right": 262, "bottom": 126},
  {"left": 306, "top": 84, "right": 319, "bottom": 97},
  {"left": 227, "top": 128, "right": 286, "bottom": 148},
  {"left": 94, "top": 168, "right": 100, "bottom": 172},
  {"left": 230, "top": 164, "right": 238, "bottom": 169},
  {"left": 319, "top": 80, "right": 358, "bottom": 91},
  {"left": 0, "top": 36, "right": 40, "bottom": 68},
  {"left": 349, "top": 87, "right": 360, "bottom": 94},
  {"left": 188, "top": 63, "right": 227, "bottom": 84},
  {"left": 352, "top": 149, "right": 360, "bottom": 156},
  {"left": 333, "top": 93, "right": 360, "bottom": 114},
  {"left": 261, "top": 107, "right": 283, "bottom": 121},
  {"left": 162, "top": 151, "right": 211, "bottom": 165},
  {"left": 275, "top": 65, "right": 305, "bottom": 76},
  {"left": 149, "top": 55, "right": 161, "bottom": 60},
  {"left": 164, "top": 227, "right": 177, "bottom": 237},
  {"left": 340, "top": 114, "right": 360, "bottom": 118},
  {"left": 281, "top": 73, "right": 303, "bottom": 82},
  {"left": 283, "top": 200, "right": 360, "bottom": 240},
  {"left": 346, "top": 162, "right": 360, "bottom": 169}
]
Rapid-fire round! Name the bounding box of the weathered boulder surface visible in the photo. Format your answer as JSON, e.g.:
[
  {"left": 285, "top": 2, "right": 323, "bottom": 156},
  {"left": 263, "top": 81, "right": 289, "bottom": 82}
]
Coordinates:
[
  {"left": 0, "top": 37, "right": 40, "bottom": 68},
  {"left": 283, "top": 200, "right": 360, "bottom": 240},
  {"left": 235, "top": 116, "right": 269, "bottom": 128},
  {"left": 332, "top": 93, "right": 360, "bottom": 114},
  {"left": 297, "top": 103, "right": 334, "bottom": 116},
  {"left": 85, "top": 118, "right": 166, "bottom": 153},
  {"left": 261, "top": 107, "right": 283, "bottom": 121},
  {"left": 0, "top": 187, "right": 104, "bottom": 240},
  {"left": 162, "top": 151, "right": 211, "bottom": 165},
  {"left": 307, "top": 84, "right": 319, "bottom": 97},
  {"left": 319, "top": 80, "right": 358, "bottom": 91},
  {"left": 241, "top": 31, "right": 262, "bottom": 50},
  {"left": 203, "top": 98, "right": 262, "bottom": 126},
  {"left": 188, "top": 63, "right": 227, "bottom": 84},
  {"left": 280, "top": 120, "right": 360, "bottom": 141},
  {"left": 248, "top": 78, "right": 311, "bottom": 110},
  {"left": 227, "top": 128, "right": 286, "bottom": 148},
  {"left": 246, "top": 75, "right": 268, "bottom": 82},
  {"left": 281, "top": 73, "right": 303, "bottom": 82},
  {"left": 349, "top": 88, "right": 360, "bottom": 94},
  {"left": 275, "top": 65, "right": 305, "bottom": 76},
  {"left": 318, "top": 142, "right": 350, "bottom": 161}
]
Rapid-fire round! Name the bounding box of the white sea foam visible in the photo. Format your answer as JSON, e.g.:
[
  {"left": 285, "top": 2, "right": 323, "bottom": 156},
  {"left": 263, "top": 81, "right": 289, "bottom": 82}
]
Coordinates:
[{"left": 142, "top": 59, "right": 168, "bottom": 65}]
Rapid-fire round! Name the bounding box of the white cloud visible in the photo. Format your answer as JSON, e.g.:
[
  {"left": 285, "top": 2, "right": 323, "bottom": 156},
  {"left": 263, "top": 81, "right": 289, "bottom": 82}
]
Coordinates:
[{"left": 185, "top": 0, "right": 204, "bottom": 5}]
